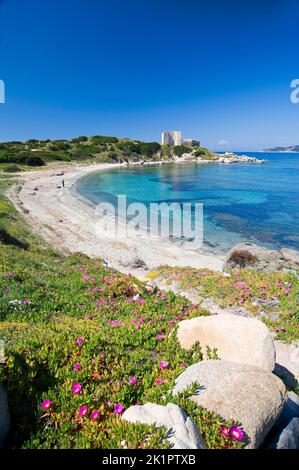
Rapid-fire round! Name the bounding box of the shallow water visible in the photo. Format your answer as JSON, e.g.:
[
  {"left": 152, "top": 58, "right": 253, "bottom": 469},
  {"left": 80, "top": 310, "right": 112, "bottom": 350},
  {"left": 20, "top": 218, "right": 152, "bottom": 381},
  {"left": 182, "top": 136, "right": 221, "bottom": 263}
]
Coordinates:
[{"left": 75, "top": 153, "right": 299, "bottom": 254}]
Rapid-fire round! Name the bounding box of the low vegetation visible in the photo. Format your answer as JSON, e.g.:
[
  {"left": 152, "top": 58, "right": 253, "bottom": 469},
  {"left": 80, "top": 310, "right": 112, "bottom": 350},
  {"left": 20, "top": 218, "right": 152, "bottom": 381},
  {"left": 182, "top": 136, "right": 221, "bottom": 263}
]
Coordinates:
[
  {"left": 0, "top": 175, "right": 242, "bottom": 449},
  {"left": 150, "top": 267, "right": 299, "bottom": 343},
  {"left": 0, "top": 136, "right": 215, "bottom": 171}
]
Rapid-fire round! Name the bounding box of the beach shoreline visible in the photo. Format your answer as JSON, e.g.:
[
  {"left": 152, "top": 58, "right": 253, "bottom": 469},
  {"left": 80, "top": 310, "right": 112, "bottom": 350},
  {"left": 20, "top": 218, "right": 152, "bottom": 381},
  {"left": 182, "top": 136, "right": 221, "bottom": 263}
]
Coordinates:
[{"left": 7, "top": 161, "right": 225, "bottom": 279}]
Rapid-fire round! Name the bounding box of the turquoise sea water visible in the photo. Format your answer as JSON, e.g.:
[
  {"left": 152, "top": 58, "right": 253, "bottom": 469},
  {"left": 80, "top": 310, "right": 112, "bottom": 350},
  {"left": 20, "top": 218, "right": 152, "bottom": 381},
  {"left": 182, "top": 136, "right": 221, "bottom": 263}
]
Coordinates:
[{"left": 75, "top": 153, "right": 299, "bottom": 254}]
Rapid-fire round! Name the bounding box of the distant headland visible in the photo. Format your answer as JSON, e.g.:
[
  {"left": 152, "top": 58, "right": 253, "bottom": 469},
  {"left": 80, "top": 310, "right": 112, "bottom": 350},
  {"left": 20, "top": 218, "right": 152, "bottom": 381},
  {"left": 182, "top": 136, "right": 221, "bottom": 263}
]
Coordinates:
[{"left": 262, "top": 145, "right": 299, "bottom": 153}]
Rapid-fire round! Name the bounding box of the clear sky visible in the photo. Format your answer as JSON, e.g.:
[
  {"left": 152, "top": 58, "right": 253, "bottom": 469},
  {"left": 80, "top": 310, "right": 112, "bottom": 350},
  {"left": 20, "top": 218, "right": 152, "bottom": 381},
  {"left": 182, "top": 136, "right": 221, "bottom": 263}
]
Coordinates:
[{"left": 0, "top": 0, "right": 299, "bottom": 150}]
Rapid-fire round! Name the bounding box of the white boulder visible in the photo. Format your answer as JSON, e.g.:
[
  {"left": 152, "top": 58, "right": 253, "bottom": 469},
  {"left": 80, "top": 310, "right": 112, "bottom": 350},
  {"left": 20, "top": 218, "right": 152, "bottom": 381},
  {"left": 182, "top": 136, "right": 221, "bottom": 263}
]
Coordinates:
[
  {"left": 177, "top": 313, "right": 276, "bottom": 371},
  {"left": 122, "top": 402, "right": 206, "bottom": 449}
]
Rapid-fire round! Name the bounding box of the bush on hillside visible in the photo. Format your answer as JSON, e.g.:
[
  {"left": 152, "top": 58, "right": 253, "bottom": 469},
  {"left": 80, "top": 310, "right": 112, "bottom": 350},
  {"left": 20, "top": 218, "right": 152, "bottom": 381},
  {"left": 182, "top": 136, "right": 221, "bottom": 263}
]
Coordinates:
[{"left": 90, "top": 135, "right": 119, "bottom": 144}]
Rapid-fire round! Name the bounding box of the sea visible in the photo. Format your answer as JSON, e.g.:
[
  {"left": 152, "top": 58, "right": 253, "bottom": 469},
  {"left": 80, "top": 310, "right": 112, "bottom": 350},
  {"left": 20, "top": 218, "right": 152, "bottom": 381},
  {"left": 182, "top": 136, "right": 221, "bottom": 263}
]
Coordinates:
[{"left": 75, "top": 152, "right": 299, "bottom": 254}]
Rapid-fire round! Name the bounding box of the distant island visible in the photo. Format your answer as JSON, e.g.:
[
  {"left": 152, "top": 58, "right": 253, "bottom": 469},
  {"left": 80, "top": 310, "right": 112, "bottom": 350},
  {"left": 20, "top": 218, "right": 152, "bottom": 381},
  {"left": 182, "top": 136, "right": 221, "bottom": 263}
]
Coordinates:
[{"left": 263, "top": 145, "right": 299, "bottom": 153}]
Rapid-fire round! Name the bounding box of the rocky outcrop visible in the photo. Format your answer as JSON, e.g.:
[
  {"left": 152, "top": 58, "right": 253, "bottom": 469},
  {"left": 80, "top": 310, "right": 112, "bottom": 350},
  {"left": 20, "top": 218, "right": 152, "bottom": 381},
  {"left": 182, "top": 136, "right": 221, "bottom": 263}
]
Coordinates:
[
  {"left": 177, "top": 314, "right": 276, "bottom": 371},
  {"left": 224, "top": 242, "right": 299, "bottom": 272},
  {"left": 122, "top": 402, "right": 206, "bottom": 449},
  {"left": 172, "top": 360, "right": 287, "bottom": 448},
  {"left": 216, "top": 153, "right": 265, "bottom": 164},
  {"left": 0, "top": 384, "right": 10, "bottom": 448}
]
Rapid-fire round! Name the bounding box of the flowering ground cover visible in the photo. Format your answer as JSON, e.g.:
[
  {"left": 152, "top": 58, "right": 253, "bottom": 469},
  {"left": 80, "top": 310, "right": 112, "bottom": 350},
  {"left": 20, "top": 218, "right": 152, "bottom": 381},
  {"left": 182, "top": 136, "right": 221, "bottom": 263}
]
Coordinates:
[
  {"left": 0, "top": 242, "right": 242, "bottom": 448},
  {"left": 149, "top": 267, "right": 299, "bottom": 342}
]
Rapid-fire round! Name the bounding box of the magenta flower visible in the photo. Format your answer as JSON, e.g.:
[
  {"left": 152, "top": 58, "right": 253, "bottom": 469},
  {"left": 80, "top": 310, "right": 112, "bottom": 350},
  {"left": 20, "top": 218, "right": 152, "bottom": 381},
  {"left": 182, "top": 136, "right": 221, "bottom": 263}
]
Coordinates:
[
  {"left": 90, "top": 410, "right": 100, "bottom": 421},
  {"left": 41, "top": 399, "right": 52, "bottom": 411},
  {"left": 72, "top": 382, "right": 82, "bottom": 394},
  {"left": 181, "top": 363, "right": 187, "bottom": 368},
  {"left": 73, "top": 363, "right": 81, "bottom": 371},
  {"left": 156, "top": 334, "right": 163, "bottom": 341},
  {"left": 155, "top": 379, "right": 165, "bottom": 385},
  {"left": 23, "top": 298, "right": 29, "bottom": 305},
  {"left": 229, "top": 425, "right": 244, "bottom": 441},
  {"left": 114, "top": 404, "right": 125, "bottom": 415},
  {"left": 129, "top": 376, "right": 137, "bottom": 386},
  {"left": 159, "top": 361, "right": 169, "bottom": 369},
  {"left": 76, "top": 337, "right": 83, "bottom": 345},
  {"left": 220, "top": 425, "right": 229, "bottom": 438},
  {"left": 78, "top": 405, "right": 88, "bottom": 417}
]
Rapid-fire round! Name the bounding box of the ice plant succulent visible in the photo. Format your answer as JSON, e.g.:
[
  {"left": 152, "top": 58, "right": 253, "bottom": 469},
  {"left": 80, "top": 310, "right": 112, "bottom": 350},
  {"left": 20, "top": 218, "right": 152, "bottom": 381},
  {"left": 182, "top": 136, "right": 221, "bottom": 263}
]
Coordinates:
[
  {"left": 159, "top": 360, "right": 169, "bottom": 369},
  {"left": 90, "top": 410, "right": 100, "bottom": 421},
  {"left": 78, "top": 405, "right": 88, "bottom": 417},
  {"left": 229, "top": 425, "right": 244, "bottom": 441},
  {"left": 129, "top": 376, "right": 137, "bottom": 386},
  {"left": 41, "top": 399, "right": 52, "bottom": 411},
  {"left": 220, "top": 425, "right": 229, "bottom": 438},
  {"left": 72, "top": 382, "right": 82, "bottom": 394},
  {"left": 114, "top": 404, "right": 125, "bottom": 415}
]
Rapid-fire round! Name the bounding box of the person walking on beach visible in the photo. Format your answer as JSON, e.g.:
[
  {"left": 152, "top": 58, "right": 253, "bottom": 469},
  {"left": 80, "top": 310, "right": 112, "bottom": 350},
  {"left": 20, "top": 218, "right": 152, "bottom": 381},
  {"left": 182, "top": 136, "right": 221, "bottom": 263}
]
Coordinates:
[{"left": 62, "top": 179, "right": 65, "bottom": 188}]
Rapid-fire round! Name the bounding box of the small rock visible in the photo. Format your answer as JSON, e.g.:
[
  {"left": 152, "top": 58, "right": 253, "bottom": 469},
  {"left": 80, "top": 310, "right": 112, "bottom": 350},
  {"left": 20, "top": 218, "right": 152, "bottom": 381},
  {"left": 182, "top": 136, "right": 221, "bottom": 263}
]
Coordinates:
[
  {"left": 276, "top": 418, "right": 299, "bottom": 449},
  {"left": 172, "top": 360, "right": 287, "bottom": 448},
  {"left": 177, "top": 313, "right": 276, "bottom": 371},
  {"left": 122, "top": 402, "right": 206, "bottom": 449},
  {"left": 0, "top": 385, "right": 10, "bottom": 448}
]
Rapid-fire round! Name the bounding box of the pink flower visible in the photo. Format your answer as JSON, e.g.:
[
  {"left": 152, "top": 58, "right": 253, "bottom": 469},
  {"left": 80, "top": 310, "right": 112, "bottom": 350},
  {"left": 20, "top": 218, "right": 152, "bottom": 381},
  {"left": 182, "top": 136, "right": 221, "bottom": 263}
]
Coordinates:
[
  {"left": 73, "top": 363, "right": 81, "bottom": 371},
  {"left": 136, "top": 400, "right": 141, "bottom": 405},
  {"left": 23, "top": 298, "right": 29, "bottom": 305},
  {"left": 181, "top": 363, "right": 187, "bottom": 368},
  {"left": 7, "top": 272, "right": 13, "bottom": 279},
  {"left": 76, "top": 337, "right": 83, "bottom": 345},
  {"left": 229, "top": 426, "right": 244, "bottom": 441},
  {"left": 114, "top": 404, "right": 125, "bottom": 415},
  {"left": 90, "top": 410, "right": 100, "bottom": 421},
  {"left": 129, "top": 376, "right": 137, "bottom": 386},
  {"left": 156, "top": 334, "right": 163, "bottom": 341},
  {"left": 78, "top": 405, "right": 88, "bottom": 417},
  {"left": 72, "top": 382, "right": 82, "bottom": 394},
  {"left": 159, "top": 361, "right": 169, "bottom": 369},
  {"left": 155, "top": 379, "right": 165, "bottom": 385},
  {"left": 41, "top": 399, "right": 52, "bottom": 411},
  {"left": 220, "top": 425, "right": 229, "bottom": 438}
]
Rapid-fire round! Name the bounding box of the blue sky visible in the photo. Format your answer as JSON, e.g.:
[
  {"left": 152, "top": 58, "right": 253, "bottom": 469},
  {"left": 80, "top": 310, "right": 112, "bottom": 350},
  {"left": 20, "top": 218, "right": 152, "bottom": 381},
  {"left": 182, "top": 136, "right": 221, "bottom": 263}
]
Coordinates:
[{"left": 0, "top": 0, "right": 299, "bottom": 150}]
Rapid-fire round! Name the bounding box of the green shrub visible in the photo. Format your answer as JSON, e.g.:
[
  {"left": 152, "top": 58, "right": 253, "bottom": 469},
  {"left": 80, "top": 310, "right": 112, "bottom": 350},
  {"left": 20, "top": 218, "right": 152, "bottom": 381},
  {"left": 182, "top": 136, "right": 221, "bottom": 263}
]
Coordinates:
[{"left": 1, "top": 164, "right": 22, "bottom": 173}]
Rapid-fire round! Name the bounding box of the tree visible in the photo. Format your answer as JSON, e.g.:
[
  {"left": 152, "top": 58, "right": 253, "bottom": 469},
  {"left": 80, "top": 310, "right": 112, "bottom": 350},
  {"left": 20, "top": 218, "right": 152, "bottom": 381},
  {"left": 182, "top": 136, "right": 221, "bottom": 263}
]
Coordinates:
[
  {"left": 173, "top": 145, "right": 190, "bottom": 157},
  {"left": 139, "top": 142, "right": 161, "bottom": 157}
]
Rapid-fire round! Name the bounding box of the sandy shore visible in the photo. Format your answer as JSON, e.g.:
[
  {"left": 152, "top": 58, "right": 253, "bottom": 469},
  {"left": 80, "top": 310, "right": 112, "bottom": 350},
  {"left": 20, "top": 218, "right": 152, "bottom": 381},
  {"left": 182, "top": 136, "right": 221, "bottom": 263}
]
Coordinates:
[{"left": 7, "top": 162, "right": 224, "bottom": 278}]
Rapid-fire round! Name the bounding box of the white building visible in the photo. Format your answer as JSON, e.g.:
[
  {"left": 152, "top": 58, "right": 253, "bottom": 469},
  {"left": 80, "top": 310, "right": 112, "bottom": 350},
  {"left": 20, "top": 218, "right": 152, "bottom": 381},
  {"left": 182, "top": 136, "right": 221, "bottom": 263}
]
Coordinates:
[{"left": 161, "top": 130, "right": 182, "bottom": 146}]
